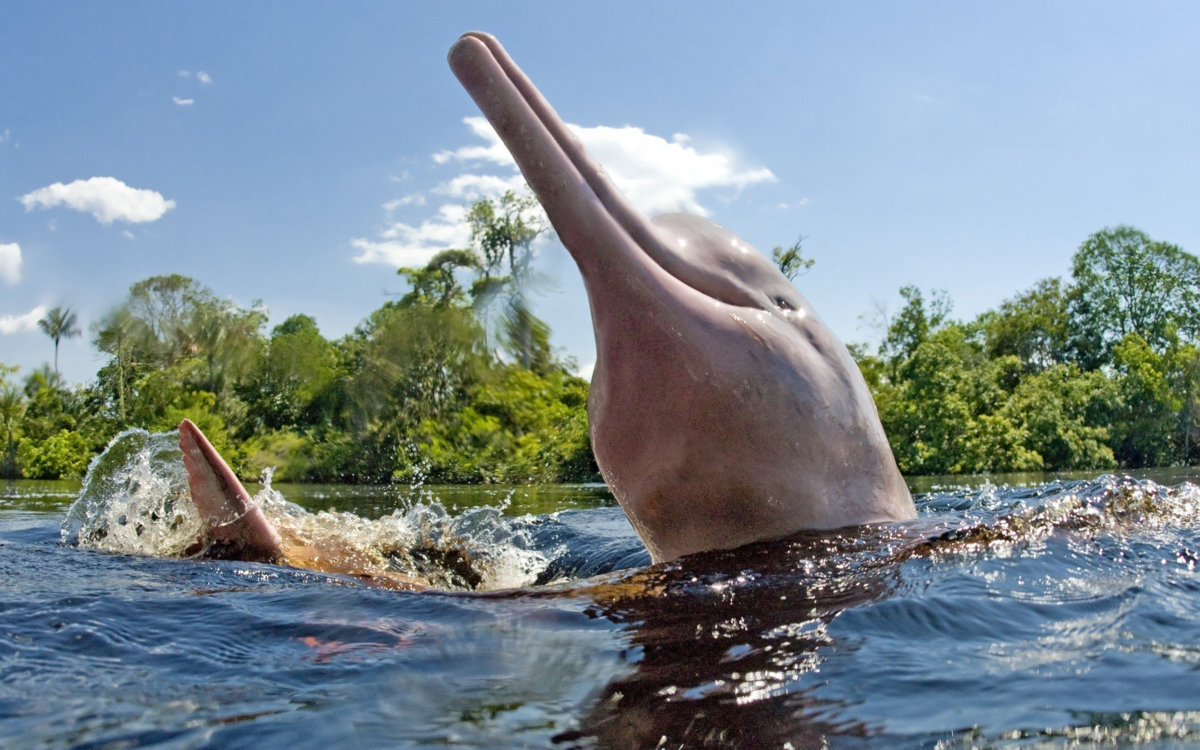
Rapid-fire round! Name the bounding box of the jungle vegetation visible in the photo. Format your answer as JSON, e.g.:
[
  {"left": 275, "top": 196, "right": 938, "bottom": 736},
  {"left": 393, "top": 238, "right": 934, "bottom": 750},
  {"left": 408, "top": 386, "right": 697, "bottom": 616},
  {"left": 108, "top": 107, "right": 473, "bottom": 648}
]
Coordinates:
[{"left": 2, "top": 206, "right": 1197, "bottom": 482}]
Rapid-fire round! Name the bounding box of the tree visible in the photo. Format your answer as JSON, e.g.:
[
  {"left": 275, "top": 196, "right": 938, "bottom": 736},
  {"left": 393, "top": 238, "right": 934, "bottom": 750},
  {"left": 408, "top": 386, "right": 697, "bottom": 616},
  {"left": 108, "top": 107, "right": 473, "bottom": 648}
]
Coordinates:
[
  {"left": 1110, "top": 333, "right": 1181, "bottom": 466},
  {"left": 123, "top": 274, "right": 207, "bottom": 365},
  {"left": 1068, "top": 226, "right": 1200, "bottom": 367},
  {"left": 0, "top": 364, "right": 24, "bottom": 478},
  {"left": 980, "top": 278, "right": 1071, "bottom": 373},
  {"left": 879, "top": 286, "right": 954, "bottom": 375},
  {"left": 397, "top": 249, "right": 479, "bottom": 308},
  {"left": 1178, "top": 345, "right": 1200, "bottom": 465},
  {"left": 38, "top": 306, "right": 80, "bottom": 377},
  {"left": 239, "top": 314, "right": 339, "bottom": 432},
  {"left": 771, "top": 236, "right": 815, "bottom": 281},
  {"left": 183, "top": 297, "right": 267, "bottom": 395},
  {"left": 92, "top": 307, "right": 145, "bottom": 422},
  {"left": 464, "top": 191, "right": 550, "bottom": 369}
]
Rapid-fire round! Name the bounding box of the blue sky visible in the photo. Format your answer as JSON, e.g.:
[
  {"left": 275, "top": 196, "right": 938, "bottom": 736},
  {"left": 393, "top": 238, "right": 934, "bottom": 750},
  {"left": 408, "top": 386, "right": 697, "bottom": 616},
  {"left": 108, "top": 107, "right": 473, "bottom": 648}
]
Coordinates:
[{"left": 3, "top": 2, "right": 1199, "bottom": 384}]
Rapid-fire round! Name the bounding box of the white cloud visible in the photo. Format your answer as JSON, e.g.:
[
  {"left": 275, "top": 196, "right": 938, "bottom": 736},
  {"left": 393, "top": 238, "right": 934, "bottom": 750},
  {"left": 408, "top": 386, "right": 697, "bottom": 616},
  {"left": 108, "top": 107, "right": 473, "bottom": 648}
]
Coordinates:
[
  {"left": 0, "top": 305, "right": 47, "bottom": 335},
  {"left": 19, "top": 177, "right": 176, "bottom": 225},
  {"left": 355, "top": 116, "right": 776, "bottom": 267},
  {"left": 47, "top": 219, "right": 57, "bottom": 232},
  {"left": 0, "top": 243, "right": 20, "bottom": 285},
  {"left": 173, "top": 97, "right": 194, "bottom": 107},
  {"left": 197, "top": 71, "right": 212, "bottom": 85},
  {"left": 383, "top": 193, "right": 426, "bottom": 213},
  {"left": 432, "top": 116, "right": 775, "bottom": 217},
  {"left": 433, "top": 173, "right": 525, "bottom": 201},
  {"left": 433, "top": 117, "right": 514, "bottom": 165},
  {"left": 0, "top": 129, "right": 9, "bottom": 145},
  {"left": 178, "top": 70, "right": 191, "bottom": 78},
  {"left": 572, "top": 125, "right": 775, "bottom": 216},
  {"left": 352, "top": 204, "right": 471, "bottom": 267},
  {"left": 121, "top": 230, "right": 136, "bottom": 240}
]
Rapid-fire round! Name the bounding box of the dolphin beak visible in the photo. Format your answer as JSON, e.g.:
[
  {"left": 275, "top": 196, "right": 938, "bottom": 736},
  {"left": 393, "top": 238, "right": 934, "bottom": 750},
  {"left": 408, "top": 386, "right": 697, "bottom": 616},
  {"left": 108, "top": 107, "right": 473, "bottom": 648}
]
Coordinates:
[
  {"left": 447, "top": 32, "right": 674, "bottom": 300},
  {"left": 178, "top": 419, "right": 282, "bottom": 561}
]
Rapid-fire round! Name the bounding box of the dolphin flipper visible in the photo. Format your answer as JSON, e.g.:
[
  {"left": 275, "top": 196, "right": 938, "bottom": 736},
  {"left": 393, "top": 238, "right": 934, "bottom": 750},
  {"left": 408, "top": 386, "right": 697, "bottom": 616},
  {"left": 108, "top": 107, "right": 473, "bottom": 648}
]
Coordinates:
[{"left": 178, "top": 419, "right": 283, "bottom": 562}]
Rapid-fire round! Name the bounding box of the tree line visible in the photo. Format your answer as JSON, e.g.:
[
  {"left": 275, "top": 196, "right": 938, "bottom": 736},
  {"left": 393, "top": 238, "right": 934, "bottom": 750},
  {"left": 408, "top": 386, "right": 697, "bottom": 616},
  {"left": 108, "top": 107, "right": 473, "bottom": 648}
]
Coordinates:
[
  {"left": 858, "top": 225, "right": 1200, "bottom": 474},
  {"left": 1, "top": 205, "right": 1197, "bottom": 483}
]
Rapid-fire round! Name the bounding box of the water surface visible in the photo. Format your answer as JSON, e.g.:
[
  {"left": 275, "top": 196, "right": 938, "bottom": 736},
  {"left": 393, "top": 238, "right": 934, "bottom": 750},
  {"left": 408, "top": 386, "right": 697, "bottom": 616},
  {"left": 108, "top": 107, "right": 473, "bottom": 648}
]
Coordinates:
[{"left": 2, "top": 442, "right": 1199, "bottom": 747}]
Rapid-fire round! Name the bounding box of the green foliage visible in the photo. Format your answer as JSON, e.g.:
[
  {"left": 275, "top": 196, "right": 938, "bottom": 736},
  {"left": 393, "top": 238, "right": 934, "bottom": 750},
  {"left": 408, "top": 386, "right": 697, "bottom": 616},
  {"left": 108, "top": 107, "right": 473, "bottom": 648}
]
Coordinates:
[
  {"left": 17, "top": 430, "right": 91, "bottom": 479},
  {"left": 397, "top": 249, "right": 480, "bottom": 309},
  {"left": 1109, "top": 333, "right": 1182, "bottom": 467},
  {"left": 463, "top": 191, "right": 551, "bottom": 369},
  {"left": 0, "top": 364, "right": 24, "bottom": 478},
  {"left": 1003, "top": 365, "right": 1117, "bottom": 471},
  {"left": 467, "top": 191, "right": 545, "bottom": 283},
  {"left": 395, "top": 366, "right": 598, "bottom": 484},
  {"left": 865, "top": 224, "right": 1199, "bottom": 474},
  {"left": 12, "top": 220, "right": 1198, "bottom": 483},
  {"left": 772, "top": 236, "right": 815, "bottom": 281},
  {"left": 1069, "top": 225, "right": 1200, "bottom": 367},
  {"left": 980, "top": 278, "right": 1071, "bottom": 373},
  {"left": 879, "top": 285, "right": 954, "bottom": 373},
  {"left": 239, "top": 314, "right": 339, "bottom": 433}
]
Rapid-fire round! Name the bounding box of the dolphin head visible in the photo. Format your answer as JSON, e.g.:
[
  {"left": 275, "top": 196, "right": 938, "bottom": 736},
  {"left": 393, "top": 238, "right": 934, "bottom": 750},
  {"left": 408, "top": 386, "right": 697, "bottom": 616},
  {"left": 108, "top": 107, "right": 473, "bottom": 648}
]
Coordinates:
[{"left": 449, "top": 33, "right": 915, "bottom": 562}]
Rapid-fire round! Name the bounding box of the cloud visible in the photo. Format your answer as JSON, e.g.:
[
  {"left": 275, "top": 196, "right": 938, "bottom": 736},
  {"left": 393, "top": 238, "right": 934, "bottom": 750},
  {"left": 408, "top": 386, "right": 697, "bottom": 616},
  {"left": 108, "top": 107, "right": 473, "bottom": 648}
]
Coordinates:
[
  {"left": 351, "top": 204, "right": 471, "bottom": 267},
  {"left": 0, "top": 243, "right": 20, "bottom": 285},
  {"left": 121, "top": 230, "right": 136, "bottom": 240},
  {"left": 18, "top": 177, "right": 176, "bottom": 225},
  {"left": 0, "top": 129, "right": 9, "bottom": 146},
  {"left": 432, "top": 116, "right": 776, "bottom": 217},
  {"left": 178, "top": 70, "right": 191, "bottom": 78},
  {"left": 197, "top": 71, "right": 212, "bottom": 85},
  {"left": 433, "top": 173, "right": 525, "bottom": 201},
  {"left": 355, "top": 116, "right": 776, "bottom": 267},
  {"left": 0, "top": 305, "right": 47, "bottom": 335},
  {"left": 433, "top": 118, "right": 514, "bottom": 166},
  {"left": 173, "top": 97, "right": 194, "bottom": 106},
  {"left": 383, "top": 193, "right": 426, "bottom": 213}
]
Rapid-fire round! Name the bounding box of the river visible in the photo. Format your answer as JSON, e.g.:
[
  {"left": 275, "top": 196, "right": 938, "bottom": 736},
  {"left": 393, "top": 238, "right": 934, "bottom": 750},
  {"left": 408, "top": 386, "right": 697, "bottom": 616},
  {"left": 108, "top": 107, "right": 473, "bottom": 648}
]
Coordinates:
[{"left": 1, "top": 433, "right": 1198, "bottom": 747}]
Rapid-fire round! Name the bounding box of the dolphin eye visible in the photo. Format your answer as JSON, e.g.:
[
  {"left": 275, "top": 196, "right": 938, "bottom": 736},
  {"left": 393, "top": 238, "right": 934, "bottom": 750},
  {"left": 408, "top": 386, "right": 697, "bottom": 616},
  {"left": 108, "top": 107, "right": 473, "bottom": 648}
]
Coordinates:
[{"left": 774, "top": 297, "right": 794, "bottom": 311}]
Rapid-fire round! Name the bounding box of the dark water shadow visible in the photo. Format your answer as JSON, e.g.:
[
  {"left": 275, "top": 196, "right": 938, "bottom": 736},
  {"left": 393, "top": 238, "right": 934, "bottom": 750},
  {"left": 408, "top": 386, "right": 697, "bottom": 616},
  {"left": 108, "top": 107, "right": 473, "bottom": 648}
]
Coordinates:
[{"left": 483, "top": 522, "right": 943, "bottom": 748}]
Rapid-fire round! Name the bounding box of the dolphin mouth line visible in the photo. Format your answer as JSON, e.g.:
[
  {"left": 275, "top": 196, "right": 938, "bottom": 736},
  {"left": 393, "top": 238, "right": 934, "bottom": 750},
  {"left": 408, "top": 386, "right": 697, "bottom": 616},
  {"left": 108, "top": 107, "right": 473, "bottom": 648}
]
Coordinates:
[{"left": 449, "top": 33, "right": 778, "bottom": 319}]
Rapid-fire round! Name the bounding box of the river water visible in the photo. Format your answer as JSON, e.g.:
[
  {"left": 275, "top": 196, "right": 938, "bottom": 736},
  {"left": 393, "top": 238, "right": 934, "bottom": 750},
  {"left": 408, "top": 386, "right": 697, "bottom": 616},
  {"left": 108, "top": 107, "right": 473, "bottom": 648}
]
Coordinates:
[{"left": 2, "top": 431, "right": 1199, "bottom": 747}]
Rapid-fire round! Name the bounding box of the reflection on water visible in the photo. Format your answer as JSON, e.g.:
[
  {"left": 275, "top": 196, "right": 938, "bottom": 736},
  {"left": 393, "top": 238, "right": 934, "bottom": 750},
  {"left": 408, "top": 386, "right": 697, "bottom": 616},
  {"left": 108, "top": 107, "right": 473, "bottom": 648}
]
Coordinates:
[{"left": 2, "top": 449, "right": 1199, "bottom": 746}]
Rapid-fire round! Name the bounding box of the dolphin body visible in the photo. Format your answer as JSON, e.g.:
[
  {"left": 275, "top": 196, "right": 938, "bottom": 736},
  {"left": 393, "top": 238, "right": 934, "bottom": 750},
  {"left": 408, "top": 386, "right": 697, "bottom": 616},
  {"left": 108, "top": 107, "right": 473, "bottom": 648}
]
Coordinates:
[
  {"left": 177, "top": 33, "right": 915, "bottom": 572},
  {"left": 447, "top": 33, "right": 915, "bottom": 562}
]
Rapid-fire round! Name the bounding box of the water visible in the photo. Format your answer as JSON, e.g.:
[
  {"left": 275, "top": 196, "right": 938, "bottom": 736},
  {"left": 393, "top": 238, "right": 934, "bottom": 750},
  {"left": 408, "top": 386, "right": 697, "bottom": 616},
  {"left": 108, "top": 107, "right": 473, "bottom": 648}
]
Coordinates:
[{"left": 2, "top": 434, "right": 1199, "bottom": 747}]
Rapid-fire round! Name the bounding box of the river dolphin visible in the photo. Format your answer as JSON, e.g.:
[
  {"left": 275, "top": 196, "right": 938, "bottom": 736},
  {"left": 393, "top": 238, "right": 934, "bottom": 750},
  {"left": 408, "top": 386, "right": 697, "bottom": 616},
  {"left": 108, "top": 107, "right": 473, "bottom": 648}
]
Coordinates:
[
  {"left": 177, "top": 33, "right": 915, "bottom": 571},
  {"left": 447, "top": 32, "right": 915, "bottom": 562}
]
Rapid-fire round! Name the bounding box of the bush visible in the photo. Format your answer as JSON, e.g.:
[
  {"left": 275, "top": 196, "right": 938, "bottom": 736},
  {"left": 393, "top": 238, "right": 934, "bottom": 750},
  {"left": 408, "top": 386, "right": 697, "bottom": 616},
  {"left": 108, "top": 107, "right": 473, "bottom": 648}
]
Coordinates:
[{"left": 17, "top": 430, "right": 92, "bottom": 479}]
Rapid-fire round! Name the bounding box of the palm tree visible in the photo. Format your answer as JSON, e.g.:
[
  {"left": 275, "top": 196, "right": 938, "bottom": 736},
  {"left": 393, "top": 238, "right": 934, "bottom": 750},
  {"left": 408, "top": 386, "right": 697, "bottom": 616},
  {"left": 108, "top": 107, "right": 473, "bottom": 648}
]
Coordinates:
[
  {"left": 38, "top": 306, "right": 81, "bottom": 378},
  {"left": 0, "top": 385, "right": 23, "bottom": 479}
]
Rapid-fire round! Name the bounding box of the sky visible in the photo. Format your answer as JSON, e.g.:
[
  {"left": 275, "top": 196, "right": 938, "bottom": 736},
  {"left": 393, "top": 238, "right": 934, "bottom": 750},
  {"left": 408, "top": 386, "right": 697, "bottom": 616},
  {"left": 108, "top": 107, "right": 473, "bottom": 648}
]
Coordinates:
[{"left": 2, "top": 2, "right": 1199, "bottom": 385}]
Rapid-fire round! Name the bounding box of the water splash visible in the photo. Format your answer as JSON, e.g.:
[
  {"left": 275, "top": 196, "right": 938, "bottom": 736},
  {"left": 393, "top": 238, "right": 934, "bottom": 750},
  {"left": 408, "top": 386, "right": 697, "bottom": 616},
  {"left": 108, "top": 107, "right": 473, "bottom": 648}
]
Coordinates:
[
  {"left": 61, "top": 429, "right": 203, "bottom": 557},
  {"left": 915, "top": 474, "right": 1200, "bottom": 559},
  {"left": 61, "top": 430, "right": 552, "bottom": 591}
]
